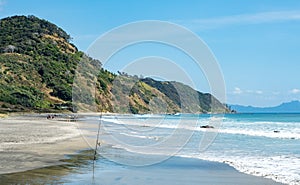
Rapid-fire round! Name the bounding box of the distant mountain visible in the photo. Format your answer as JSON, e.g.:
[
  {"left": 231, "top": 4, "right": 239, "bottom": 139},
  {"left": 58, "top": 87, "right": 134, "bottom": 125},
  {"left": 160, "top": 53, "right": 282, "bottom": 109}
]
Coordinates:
[
  {"left": 0, "top": 15, "right": 229, "bottom": 114},
  {"left": 230, "top": 101, "right": 300, "bottom": 113}
]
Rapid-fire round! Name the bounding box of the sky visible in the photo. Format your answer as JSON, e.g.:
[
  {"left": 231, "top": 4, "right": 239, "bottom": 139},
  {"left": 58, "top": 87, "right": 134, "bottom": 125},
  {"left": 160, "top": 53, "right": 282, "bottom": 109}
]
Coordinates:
[{"left": 1, "top": 0, "right": 300, "bottom": 107}]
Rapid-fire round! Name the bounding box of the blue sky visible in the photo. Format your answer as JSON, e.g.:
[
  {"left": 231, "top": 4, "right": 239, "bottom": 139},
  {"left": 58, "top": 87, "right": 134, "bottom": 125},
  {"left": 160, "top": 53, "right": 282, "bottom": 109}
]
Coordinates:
[{"left": 1, "top": 0, "right": 300, "bottom": 107}]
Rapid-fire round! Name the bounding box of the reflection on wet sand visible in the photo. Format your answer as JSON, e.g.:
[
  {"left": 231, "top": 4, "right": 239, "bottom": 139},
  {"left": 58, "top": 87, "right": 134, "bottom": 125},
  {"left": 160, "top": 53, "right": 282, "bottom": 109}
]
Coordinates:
[{"left": 0, "top": 150, "right": 95, "bottom": 185}]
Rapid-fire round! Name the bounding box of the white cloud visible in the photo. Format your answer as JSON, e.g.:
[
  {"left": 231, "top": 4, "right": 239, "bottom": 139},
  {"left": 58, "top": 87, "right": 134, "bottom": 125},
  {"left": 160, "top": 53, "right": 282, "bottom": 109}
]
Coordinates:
[
  {"left": 232, "top": 87, "right": 263, "bottom": 95},
  {"left": 176, "top": 10, "right": 300, "bottom": 30},
  {"left": 255, "top": 90, "right": 263, "bottom": 94},
  {"left": 233, "top": 87, "right": 242, "bottom": 94},
  {"left": 290, "top": 88, "right": 300, "bottom": 94}
]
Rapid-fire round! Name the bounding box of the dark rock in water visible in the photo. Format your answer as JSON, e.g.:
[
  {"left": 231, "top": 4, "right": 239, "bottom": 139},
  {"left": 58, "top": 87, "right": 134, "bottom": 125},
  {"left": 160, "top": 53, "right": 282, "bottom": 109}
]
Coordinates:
[
  {"left": 273, "top": 130, "right": 280, "bottom": 133},
  {"left": 200, "top": 125, "right": 214, "bottom": 129}
]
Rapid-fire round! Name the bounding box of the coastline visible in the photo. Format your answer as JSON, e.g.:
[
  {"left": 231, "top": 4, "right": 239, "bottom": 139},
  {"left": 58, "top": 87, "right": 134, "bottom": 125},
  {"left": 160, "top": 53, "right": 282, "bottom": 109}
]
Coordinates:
[
  {"left": 0, "top": 147, "right": 285, "bottom": 185},
  {"left": 89, "top": 155, "right": 286, "bottom": 185},
  {"left": 0, "top": 114, "right": 287, "bottom": 184},
  {"left": 0, "top": 113, "right": 94, "bottom": 175}
]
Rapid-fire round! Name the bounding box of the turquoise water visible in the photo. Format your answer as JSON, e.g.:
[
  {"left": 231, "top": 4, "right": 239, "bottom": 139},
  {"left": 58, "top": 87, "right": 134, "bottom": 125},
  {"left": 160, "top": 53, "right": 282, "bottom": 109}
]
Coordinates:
[
  {"left": 74, "top": 113, "right": 300, "bottom": 185},
  {"left": 2, "top": 113, "right": 296, "bottom": 184}
]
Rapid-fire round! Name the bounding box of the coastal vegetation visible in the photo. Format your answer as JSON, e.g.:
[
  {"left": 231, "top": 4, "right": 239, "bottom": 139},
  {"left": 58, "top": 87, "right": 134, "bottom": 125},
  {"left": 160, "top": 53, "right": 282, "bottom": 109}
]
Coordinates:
[{"left": 0, "top": 15, "right": 229, "bottom": 114}]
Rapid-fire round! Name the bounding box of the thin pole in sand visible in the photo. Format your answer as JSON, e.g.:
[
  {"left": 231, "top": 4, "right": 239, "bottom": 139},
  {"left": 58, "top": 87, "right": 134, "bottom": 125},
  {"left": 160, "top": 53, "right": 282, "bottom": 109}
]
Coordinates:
[
  {"left": 92, "top": 81, "right": 102, "bottom": 182},
  {"left": 93, "top": 81, "right": 102, "bottom": 161},
  {"left": 92, "top": 106, "right": 102, "bottom": 180},
  {"left": 94, "top": 111, "right": 102, "bottom": 160}
]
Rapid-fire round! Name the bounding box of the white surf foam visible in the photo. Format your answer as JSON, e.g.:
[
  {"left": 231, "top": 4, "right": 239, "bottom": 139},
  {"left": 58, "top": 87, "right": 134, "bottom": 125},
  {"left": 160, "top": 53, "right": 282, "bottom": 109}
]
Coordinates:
[
  {"left": 188, "top": 153, "right": 300, "bottom": 185},
  {"left": 91, "top": 115, "right": 300, "bottom": 184},
  {"left": 119, "top": 132, "right": 161, "bottom": 140},
  {"left": 102, "top": 117, "right": 300, "bottom": 140}
]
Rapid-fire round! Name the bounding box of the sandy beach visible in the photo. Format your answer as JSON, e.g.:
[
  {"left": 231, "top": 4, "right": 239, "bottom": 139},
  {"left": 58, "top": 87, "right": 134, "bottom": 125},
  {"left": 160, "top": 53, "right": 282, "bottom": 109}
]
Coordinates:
[
  {"left": 0, "top": 114, "right": 92, "bottom": 174},
  {"left": 0, "top": 114, "right": 287, "bottom": 184},
  {"left": 88, "top": 154, "right": 285, "bottom": 185}
]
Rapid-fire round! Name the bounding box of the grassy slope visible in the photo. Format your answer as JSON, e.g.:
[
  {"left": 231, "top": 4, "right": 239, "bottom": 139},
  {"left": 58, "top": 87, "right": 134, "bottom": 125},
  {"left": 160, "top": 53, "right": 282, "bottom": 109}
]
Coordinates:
[{"left": 0, "top": 15, "right": 229, "bottom": 114}]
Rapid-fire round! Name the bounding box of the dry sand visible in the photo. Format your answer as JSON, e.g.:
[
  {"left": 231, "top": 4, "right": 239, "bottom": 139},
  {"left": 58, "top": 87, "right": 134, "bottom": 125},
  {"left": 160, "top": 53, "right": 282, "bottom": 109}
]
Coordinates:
[
  {"left": 0, "top": 114, "right": 285, "bottom": 185},
  {"left": 0, "top": 114, "right": 94, "bottom": 174}
]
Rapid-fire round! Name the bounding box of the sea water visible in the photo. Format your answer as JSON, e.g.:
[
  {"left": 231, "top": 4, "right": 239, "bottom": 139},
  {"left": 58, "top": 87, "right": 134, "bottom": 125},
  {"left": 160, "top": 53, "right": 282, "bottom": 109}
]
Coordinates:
[{"left": 77, "top": 113, "right": 300, "bottom": 185}]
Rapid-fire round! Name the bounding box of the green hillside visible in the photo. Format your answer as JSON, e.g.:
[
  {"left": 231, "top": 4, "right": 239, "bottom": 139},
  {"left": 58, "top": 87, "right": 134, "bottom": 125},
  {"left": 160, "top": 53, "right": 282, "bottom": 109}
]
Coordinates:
[{"left": 0, "top": 15, "right": 229, "bottom": 114}]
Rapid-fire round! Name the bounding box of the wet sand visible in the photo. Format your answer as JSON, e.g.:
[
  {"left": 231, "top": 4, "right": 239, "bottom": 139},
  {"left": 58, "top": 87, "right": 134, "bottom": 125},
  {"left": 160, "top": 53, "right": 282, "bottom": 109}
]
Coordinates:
[
  {"left": 0, "top": 147, "right": 285, "bottom": 185},
  {"left": 88, "top": 155, "right": 286, "bottom": 185},
  {"left": 0, "top": 114, "right": 93, "bottom": 174},
  {"left": 0, "top": 114, "right": 286, "bottom": 185}
]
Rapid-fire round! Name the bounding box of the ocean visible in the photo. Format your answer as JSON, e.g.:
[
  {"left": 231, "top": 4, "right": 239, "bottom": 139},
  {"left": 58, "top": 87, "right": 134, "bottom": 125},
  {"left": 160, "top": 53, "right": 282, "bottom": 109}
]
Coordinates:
[
  {"left": 0, "top": 113, "right": 299, "bottom": 185},
  {"left": 75, "top": 113, "right": 299, "bottom": 185}
]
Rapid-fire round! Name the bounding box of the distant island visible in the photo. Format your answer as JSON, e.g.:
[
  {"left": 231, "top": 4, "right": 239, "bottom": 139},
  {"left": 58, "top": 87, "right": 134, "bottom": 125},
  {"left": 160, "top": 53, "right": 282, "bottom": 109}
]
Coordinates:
[
  {"left": 230, "top": 100, "right": 300, "bottom": 113},
  {"left": 0, "top": 15, "right": 229, "bottom": 114}
]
